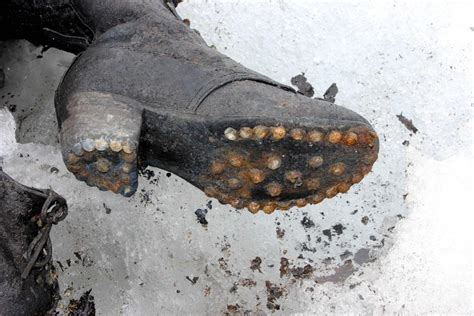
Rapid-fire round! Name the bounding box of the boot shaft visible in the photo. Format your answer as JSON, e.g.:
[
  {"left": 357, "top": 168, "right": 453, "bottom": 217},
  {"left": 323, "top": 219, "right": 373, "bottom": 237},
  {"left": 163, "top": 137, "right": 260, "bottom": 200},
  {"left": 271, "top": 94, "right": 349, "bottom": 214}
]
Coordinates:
[{"left": 0, "top": 0, "right": 176, "bottom": 54}]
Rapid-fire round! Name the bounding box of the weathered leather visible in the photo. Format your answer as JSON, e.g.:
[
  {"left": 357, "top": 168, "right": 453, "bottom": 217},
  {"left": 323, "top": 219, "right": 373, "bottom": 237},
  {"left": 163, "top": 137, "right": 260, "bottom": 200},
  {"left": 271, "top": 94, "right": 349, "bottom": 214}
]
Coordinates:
[{"left": 0, "top": 170, "right": 62, "bottom": 315}]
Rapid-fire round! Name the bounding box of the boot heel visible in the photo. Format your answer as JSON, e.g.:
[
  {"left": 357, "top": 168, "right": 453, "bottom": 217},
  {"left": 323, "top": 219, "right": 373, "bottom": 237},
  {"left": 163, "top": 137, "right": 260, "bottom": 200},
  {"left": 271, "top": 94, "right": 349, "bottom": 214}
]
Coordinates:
[{"left": 60, "top": 92, "right": 142, "bottom": 196}]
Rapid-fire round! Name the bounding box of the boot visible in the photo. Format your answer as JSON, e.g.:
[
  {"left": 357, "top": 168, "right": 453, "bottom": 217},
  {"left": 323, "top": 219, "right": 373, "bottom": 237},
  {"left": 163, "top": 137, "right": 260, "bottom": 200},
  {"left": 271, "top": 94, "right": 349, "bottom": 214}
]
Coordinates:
[
  {"left": 1, "top": 1, "right": 379, "bottom": 213},
  {"left": 0, "top": 169, "right": 68, "bottom": 315}
]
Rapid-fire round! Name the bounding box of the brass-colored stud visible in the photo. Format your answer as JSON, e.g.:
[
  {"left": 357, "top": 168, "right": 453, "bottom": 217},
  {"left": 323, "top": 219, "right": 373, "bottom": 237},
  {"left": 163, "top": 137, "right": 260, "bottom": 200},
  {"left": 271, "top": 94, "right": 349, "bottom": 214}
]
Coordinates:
[
  {"left": 253, "top": 125, "right": 270, "bottom": 139},
  {"left": 266, "top": 182, "right": 282, "bottom": 197},
  {"left": 82, "top": 139, "right": 95, "bottom": 152},
  {"left": 230, "top": 198, "right": 241, "bottom": 208},
  {"left": 95, "top": 139, "right": 108, "bottom": 151},
  {"left": 308, "top": 193, "right": 325, "bottom": 204},
  {"left": 351, "top": 173, "right": 364, "bottom": 184},
  {"left": 271, "top": 126, "right": 286, "bottom": 141},
  {"left": 295, "top": 199, "right": 307, "bottom": 208},
  {"left": 290, "top": 128, "right": 305, "bottom": 141},
  {"left": 329, "top": 162, "right": 346, "bottom": 176},
  {"left": 266, "top": 155, "right": 282, "bottom": 170},
  {"left": 308, "top": 156, "right": 324, "bottom": 169},
  {"left": 72, "top": 143, "right": 84, "bottom": 156},
  {"left": 306, "top": 178, "right": 321, "bottom": 191},
  {"left": 277, "top": 201, "right": 292, "bottom": 211},
  {"left": 110, "top": 140, "right": 122, "bottom": 152},
  {"left": 248, "top": 202, "right": 260, "bottom": 214},
  {"left": 228, "top": 153, "right": 244, "bottom": 168},
  {"left": 361, "top": 165, "right": 372, "bottom": 175},
  {"left": 326, "top": 186, "right": 339, "bottom": 198},
  {"left": 122, "top": 163, "right": 132, "bottom": 173},
  {"left": 210, "top": 161, "right": 225, "bottom": 175},
  {"left": 307, "top": 131, "right": 324, "bottom": 143},
  {"left": 337, "top": 182, "right": 351, "bottom": 193},
  {"left": 95, "top": 158, "right": 111, "bottom": 173},
  {"left": 122, "top": 141, "right": 135, "bottom": 154},
  {"left": 224, "top": 127, "right": 239, "bottom": 141},
  {"left": 121, "top": 152, "right": 136, "bottom": 163},
  {"left": 344, "top": 132, "right": 358, "bottom": 146},
  {"left": 123, "top": 186, "right": 132, "bottom": 195},
  {"left": 327, "top": 131, "right": 342, "bottom": 144},
  {"left": 239, "top": 127, "right": 253, "bottom": 139},
  {"left": 262, "top": 203, "right": 276, "bottom": 214},
  {"left": 285, "top": 170, "right": 303, "bottom": 184},
  {"left": 67, "top": 153, "right": 81, "bottom": 165},
  {"left": 248, "top": 168, "right": 265, "bottom": 184},
  {"left": 227, "top": 178, "right": 242, "bottom": 190},
  {"left": 204, "top": 186, "right": 218, "bottom": 198}
]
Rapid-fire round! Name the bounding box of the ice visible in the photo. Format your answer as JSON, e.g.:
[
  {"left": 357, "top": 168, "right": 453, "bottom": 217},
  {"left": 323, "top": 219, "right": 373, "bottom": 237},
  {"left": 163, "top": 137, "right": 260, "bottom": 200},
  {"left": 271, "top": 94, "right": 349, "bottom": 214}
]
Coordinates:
[{"left": 0, "top": 0, "right": 472, "bottom": 314}]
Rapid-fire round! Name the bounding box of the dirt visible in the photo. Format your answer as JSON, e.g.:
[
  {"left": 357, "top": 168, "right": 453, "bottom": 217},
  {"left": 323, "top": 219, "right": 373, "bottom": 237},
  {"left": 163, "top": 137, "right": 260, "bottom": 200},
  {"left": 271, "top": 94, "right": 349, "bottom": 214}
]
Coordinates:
[
  {"left": 250, "top": 256, "right": 262, "bottom": 273},
  {"left": 66, "top": 289, "right": 95, "bottom": 315},
  {"left": 276, "top": 226, "right": 285, "bottom": 239},
  {"left": 301, "top": 215, "right": 315, "bottom": 229},
  {"left": 323, "top": 83, "right": 338, "bottom": 103},
  {"left": 279, "top": 257, "right": 289, "bottom": 277},
  {"left": 290, "top": 73, "right": 315, "bottom": 97},
  {"left": 194, "top": 208, "right": 208, "bottom": 227},
  {"left": 265, "top": 281, "right": 286, "bottom": 311},
  {"left": 397, "top": 113, "right": 418, "bottom": 133}
]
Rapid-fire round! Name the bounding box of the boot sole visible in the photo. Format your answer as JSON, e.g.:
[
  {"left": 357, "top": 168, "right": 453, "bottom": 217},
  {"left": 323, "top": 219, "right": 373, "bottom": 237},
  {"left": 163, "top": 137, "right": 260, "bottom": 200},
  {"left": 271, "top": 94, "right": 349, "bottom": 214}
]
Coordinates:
[{"left": 61, "top": 92, "right": 378, "bottom": 212}]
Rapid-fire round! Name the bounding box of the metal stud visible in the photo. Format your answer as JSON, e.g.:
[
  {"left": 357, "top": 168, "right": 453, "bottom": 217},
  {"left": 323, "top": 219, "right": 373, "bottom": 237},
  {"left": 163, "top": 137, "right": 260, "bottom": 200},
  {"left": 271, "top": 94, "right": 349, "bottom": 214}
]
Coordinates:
[
  {"left": 122, "top": 141, "right": 135, "bottom": 154},
  {"left": 266, "top": 182, "right": 282, "bottom": 197},
  {"left": 253, "top": 125, "right": 269, "bottom": 139},
  {"left": 95, "top": 158, "right": 111, "bottom": 173},
  {"left": 122, "top": 163, "right": 132, "bottom": 173},
  {"left": 95, "top": 138, "right": 108, "bottom": 151},
  {"left": 121, "top": 152, "right": 136, "bottom": 163},
  {"left": 228, "top": 153, "right": 244, "bottom": 168},
  {"left": 271, "top": 126, "right": 286, "bottom": 141},
  {"left": 308, "top": 156, "right": 324, "bottom": 169},
  {"left": 67, "top": 153, "right": 81, "bottom": 165},
  {"left": 307, "top": 131, "right": 324, "bottom": 143},
  {"left": 344, "top": 132, "right": 358, "bottom": 146},
  {"left": 204, "top": 186, "right": 218, "bottom": 198},
  {"left": 262, "top": 203, "right": 276, "bottom": 214},
  {"left": 290, "top": 128, "right": 305, "bottom": 141},
  {"left": 210, "top": 161, "right": 225, "bottom": 175},
  {"left": 308, "top": 193, "right": 324, "bottom": 204},
  {"left": 123, "top": 186, "right": 132, "bottom": 195},
  {"left": 227, "top": 178, "right": 242, "bottom": 189},
  {"left": 306, "top": 178, "right": 321, "bottom": 191},
  {"left": 351, "top": 173, "right": 364, "bottom": 184},
  {"left": 248, "top": 202, "right": 260, "bottom": 214},
  {"left": 239, "top": 127, "right": 253, "bottom": 139},
  {"left": 326, "top": 186, "right": 338, "bottom": 198},
  {"left": 82, "top": 138, "right": 95, "bottom": 152},
  {"left": 72, "top": 143, "right": 84, "bottom": 156},
  {"left": 110, "top": 140, "right": 122, "bottom": 152},
  {"left": 327, "top": 131, "right": 342, "bottom": 144},
  {"left": 337, "top": 182, "right": 351, "bottom": 193},
  {"left": 285, "top": 170, "right": 303, "bottom": 184},
  {"left": 248, "top": 168, "right": 265, "bottom": 184},
  {"left": 295, "top": 199, "right": 307, "bottom": 207},
  {"left": 224, "top": 127, "right": 239, "bottom": 141},
  {"left": 329, "top": 162, "right": 346, "bottom": 176},
  {"left": 266, "top": 155, "right": 282, "bottom": 170}
]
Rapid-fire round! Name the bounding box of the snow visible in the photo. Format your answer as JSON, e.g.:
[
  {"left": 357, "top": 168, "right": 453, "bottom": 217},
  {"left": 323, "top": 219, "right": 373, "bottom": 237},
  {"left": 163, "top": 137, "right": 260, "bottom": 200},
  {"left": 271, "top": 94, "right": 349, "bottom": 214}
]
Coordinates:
[{"left": 0, "top": 0, "right": 472, "bottom": 313}]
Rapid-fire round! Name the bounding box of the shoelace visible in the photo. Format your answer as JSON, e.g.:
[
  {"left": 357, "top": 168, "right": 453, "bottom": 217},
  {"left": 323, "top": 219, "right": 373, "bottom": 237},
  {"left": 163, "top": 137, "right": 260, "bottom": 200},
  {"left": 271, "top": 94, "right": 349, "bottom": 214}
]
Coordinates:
[{"left": 21, "top": 189, "right": 68, "bottom": 279}]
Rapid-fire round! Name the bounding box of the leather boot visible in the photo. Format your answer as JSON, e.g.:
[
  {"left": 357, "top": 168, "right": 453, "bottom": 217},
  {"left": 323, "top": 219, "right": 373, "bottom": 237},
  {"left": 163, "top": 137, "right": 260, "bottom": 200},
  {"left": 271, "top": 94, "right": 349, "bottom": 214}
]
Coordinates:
[
  {"left": 1, "top": 1, "right": 379, "bottom": 213},
  {"left": 0, "top": 169, "right": 68, "bottom": 315}
]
